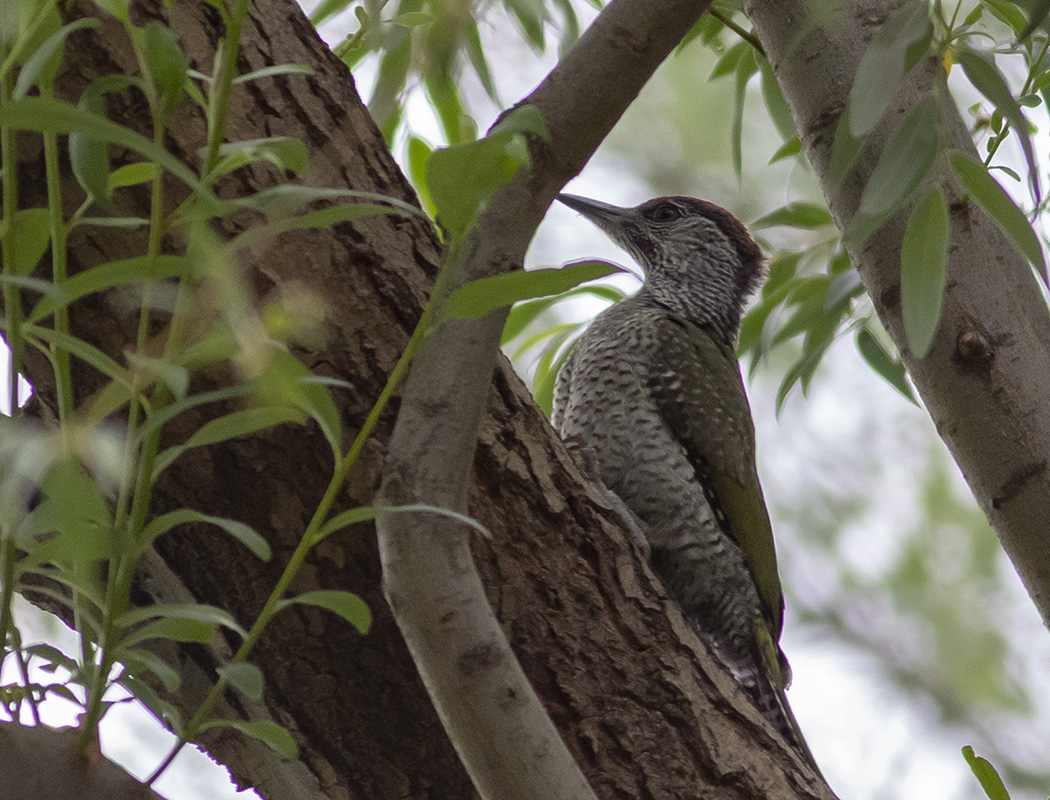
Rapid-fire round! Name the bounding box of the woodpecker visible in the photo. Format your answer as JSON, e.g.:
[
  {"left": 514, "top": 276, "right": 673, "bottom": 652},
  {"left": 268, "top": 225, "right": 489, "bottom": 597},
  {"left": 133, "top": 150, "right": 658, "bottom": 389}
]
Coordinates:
[{"left": 552, "top": 193, "right": 816, "bottom": 768}]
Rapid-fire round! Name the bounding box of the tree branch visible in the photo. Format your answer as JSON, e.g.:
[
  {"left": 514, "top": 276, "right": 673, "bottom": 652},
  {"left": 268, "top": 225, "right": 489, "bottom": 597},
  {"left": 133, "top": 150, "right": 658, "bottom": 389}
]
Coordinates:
[
  {"left": 0, "top": 722, "right": 162, "bottom": 800},
  {"left": 747, "top": 0, "right": 1050, "bottom": 627},
  {"left": 376, "top": 1, "right": 719, "bottom": 799}
]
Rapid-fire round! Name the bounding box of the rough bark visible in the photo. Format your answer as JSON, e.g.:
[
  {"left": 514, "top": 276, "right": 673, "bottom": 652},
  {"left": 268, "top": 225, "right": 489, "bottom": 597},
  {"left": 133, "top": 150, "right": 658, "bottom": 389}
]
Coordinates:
[
  {"left": 748, "top": 0, "right": 1050, "bottom": 628},
  {"left": 6, "top": 1, "right": 835, "bottom": 798}
]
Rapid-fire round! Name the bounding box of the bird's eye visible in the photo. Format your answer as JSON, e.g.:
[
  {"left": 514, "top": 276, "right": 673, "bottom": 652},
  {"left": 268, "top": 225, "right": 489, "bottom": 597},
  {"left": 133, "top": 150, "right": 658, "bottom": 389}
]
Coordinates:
[{"left": 647, "top": 203, "right": 682, "bottom": 224}]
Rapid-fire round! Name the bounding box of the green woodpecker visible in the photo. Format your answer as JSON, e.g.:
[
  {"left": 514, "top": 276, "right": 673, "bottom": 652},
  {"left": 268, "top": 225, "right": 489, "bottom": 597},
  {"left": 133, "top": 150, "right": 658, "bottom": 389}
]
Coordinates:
[{"left": 552, "top": 193, "right": 816, "bottom": 767}]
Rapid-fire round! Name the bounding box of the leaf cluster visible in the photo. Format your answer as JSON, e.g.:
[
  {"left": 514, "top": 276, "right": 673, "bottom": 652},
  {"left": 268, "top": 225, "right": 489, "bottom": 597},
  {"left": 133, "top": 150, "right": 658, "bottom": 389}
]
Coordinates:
[{"left": 0, "top": 0, "right": 396, "bottom": 778}]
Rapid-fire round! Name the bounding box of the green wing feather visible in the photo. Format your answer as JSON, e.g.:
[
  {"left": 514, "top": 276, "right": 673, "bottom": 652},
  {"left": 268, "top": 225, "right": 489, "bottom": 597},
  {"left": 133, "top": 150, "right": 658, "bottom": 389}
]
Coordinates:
[{"left": 650, "top": 315, "right": 785, "bottom": 649}]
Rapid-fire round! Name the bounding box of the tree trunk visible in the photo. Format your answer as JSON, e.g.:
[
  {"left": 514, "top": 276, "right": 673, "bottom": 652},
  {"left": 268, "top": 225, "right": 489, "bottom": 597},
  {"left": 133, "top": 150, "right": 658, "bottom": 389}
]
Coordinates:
[
  {"left": 9, "top": 0, "right": 834, "bottom": 797},
  {"left": 748, "top": 0, "right": 1050, "bottom": 630}
]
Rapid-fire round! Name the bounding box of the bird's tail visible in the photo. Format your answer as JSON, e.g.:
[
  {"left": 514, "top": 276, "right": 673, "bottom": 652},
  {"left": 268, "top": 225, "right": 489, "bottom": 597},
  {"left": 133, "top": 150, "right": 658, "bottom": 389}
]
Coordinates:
[
  {"left": 743, "top": 635, "right": 823, "bottom": 777},
  {"left": 749, "top": 672, "right": 822, "bottom": 776},
  {"left": 703, "top": 626, "right": 821, "bottom": 774}
]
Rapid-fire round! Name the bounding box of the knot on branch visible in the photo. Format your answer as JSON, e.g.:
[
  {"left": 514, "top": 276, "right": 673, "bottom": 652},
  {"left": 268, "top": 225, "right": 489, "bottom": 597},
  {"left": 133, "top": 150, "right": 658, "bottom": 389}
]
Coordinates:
[{"left": 955, "top": 327, "right": 994, "bottom": 367}]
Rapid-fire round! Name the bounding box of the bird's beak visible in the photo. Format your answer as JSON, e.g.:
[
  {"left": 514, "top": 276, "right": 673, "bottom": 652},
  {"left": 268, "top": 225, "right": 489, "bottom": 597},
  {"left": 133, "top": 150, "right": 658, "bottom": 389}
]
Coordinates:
[{"left": 556, "top": 194, "right": 631, "bottom": 240}]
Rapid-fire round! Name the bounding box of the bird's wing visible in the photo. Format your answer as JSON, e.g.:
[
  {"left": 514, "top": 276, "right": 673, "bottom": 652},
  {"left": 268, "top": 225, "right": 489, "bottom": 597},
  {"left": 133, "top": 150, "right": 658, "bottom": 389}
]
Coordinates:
[{"left": 649, "top": 314, "right": 785, "bottom": 642}]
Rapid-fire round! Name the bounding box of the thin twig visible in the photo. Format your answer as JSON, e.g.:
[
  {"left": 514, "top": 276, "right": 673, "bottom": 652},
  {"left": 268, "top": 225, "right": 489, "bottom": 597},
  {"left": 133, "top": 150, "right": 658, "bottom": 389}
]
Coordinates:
[{"left": 710, "top": 8, "right": 766, "bottom": 57}]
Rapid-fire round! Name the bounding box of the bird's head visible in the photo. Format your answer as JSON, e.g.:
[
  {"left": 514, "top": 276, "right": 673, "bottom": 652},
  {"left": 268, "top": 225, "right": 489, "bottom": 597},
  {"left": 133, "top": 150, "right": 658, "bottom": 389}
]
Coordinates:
[{"left": 557, "top": 193, "right": 764, "bottom": 338}]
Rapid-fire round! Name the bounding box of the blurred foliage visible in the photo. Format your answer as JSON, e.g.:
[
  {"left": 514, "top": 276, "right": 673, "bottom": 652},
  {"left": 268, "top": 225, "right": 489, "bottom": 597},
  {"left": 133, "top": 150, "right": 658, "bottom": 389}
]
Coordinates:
[
  {"left": 314, "top": 0, "right": 593, "bottom": 143},
  {"left": 0, "top": 0, "right": 421, "bottom": 780}
]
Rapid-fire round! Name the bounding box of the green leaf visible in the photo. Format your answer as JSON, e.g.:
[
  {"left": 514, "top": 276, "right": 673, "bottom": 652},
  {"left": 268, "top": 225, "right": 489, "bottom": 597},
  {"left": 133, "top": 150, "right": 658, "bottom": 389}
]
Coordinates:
[
  {"left": 507, "top": 0, "right": 548, "bottom": 50},
  {"left": 392, "top": 11, "right": 434, "bottom": 27},
  {"left": 406, "top": 135, "right": 435, "bottom": 216},
  {"left": 217, "top": 663, "right": 264, "bottom": 700},
  {"left": 0, "top": 97, "right": 207, "bottom": 198},
  {"left": 856, "top": 325, "right": 916, "bottom": 403},
  {"left": 962, "top": 746, "right": 1011, "bottom": 800},
  {"left": 118, "top": 616, "right": 216, "bottom": 649},
  {"left": 445, "top": 260, "right": 621, "bottom": 320},
  {"left": 14, "top": 570, "right": 106, "bottom": 617},
  {"left": 27, "top": 255, "right": 186, "bottom": 323},
  {"left": 299, "top": 375, "right": 354, "bottom": 391},
  {"left": 512, "top": 320, "right": 580, "bottom": 361},
  {"left": 141, "top": 20, "right": 188, "bottom": 115},
  {"left": 962, "top": 4, "right": 984, "bottom": 27},
  {"left": 24, "top": 643, "right": 78, "bottom": 674},
  {"left": 23, "top": 324, "right": 133, "bottom": 387},
  {"left": 825, "top": 268, "right": 864, "bottom": 309},
  {"left": 950, "top": 154, "right": 1047, "bottom": 281},
  {"left": 551, "top": 0, "right": 580, "bottom": 54},
  {"left": 769, "top": 137, "right": 802, "bottom": 164},
  {"left": 711, "top": 40, "right": 749, "bottom": 79},
  {"left": 14, "top": 18, "right": 100, "bottom": 98},
  {"left": 775, "top": 336, "right": 833, "bottom": 414},
  {"left": 679, "top": 14, "right": 721, "bottom": 52},
  {"left": 40, "top": 684, "right": 80, "bottom": 705},
  {"left": 134, "top": 385, "right": 253, "bottom": 443},
  {"left": 0, "top": 274, "right": 65, "bottom": 304},
  {"left": 276, "top": 590, "right": 371, "bottom": 634},
  {"left": 852, "top": 95, "right": 939, "bottom": 239},
  {"left": 751, "top": 202, "right": 833, "bottom": 230},
  {"left": 210, "top": 137, "right": 309, "bottom": 178},
  {"left": 153, "top": 407, "right": 304, "bottom": 478},
  {"left": 770, "top": 277, "right": 833, "bottom": 346},
  {"left": 74, "top": 216, "right": 149, "bottom": 229},
  {"left": 117, "top": 673, "right": 182, "bottom": 734},
  {"left": 501, "top": 284, "right": 624, "bottom": 345},
  {"left": 731, "top": 47, "right": 757, "bottom": 180},
  {"left": 140, "top": 508, "right": 271, "bottom": 560},
  {"left": 69, "top": 89, "right": 112, "bottom": 212},
  {"left": 252, "top": 349, "right": 342, "bottom": 457},
  {"left": 11, "top": 4, "right": 62, "bottom": 71},
  {"left": 206, "top": 719, "right": 298, "bottom": 760},
  {"left": 232, "top": 64, "right": 313, "bottom": 84},
  {"left": 988, "top": 164, "right": 1021, "bottom": 182},
  {"left": 227, "top": 202, "right": 406, "bottom": 253},
  {"left": 532, "top": 330, "right": 577, "bottom": 417},
  {"left": 8, "top": 208, "right": 51, "bottom": 276},
  {"left": 35, "top": 458, "right": 112, "bottom": 537},
  {"left": 425, "top": 129, "right": 531, "bottom": 239},
  {"left": 489, "top": 104, "right": 549, "bottom": 139},
  {"left": 125, "top": 350, "right": 189, "bottom": 399},
  {"left": 900, "top": 188, "right": 949, "bottom": 358},
  {"left": 759, "top": 55, "right": 797, "bottom": 142},
  {"left": 309, "top": 0, "right": 353, "bottom": 25},
  {"left": 232, "top": 185, "right": 421, "bottom": 219},
  {"left": 849, "top": 0, "right": 933, "bottom": 136},
  {"left": 368, "top": 24, "right": 412, "bottom": 141},
  {"left": 829, "top": 113, "right": 863, "bottom": 187},
  {"left": 117, "top": 603, "right": 245, "bottom": 636},
  {"left": 424, "top": 67, "right": 475, "bottom": 146},
  {"left": 121, "top": 648, "right": 182, "bottom": 692},
  {"left": 318, "top": 503, "right": 491, "bottom": 541},
  {"left": 977, "top": 1, "right": 1028, "bottom": 40},
  {"left": 464, "top": 18, "right": 499, "bottom": 104},
  {"left": 956, "top": 47, "right": 1038, "bottom": 199},
  {"left": 93, "top": 0, "right": 130, "bottom": 23}
]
